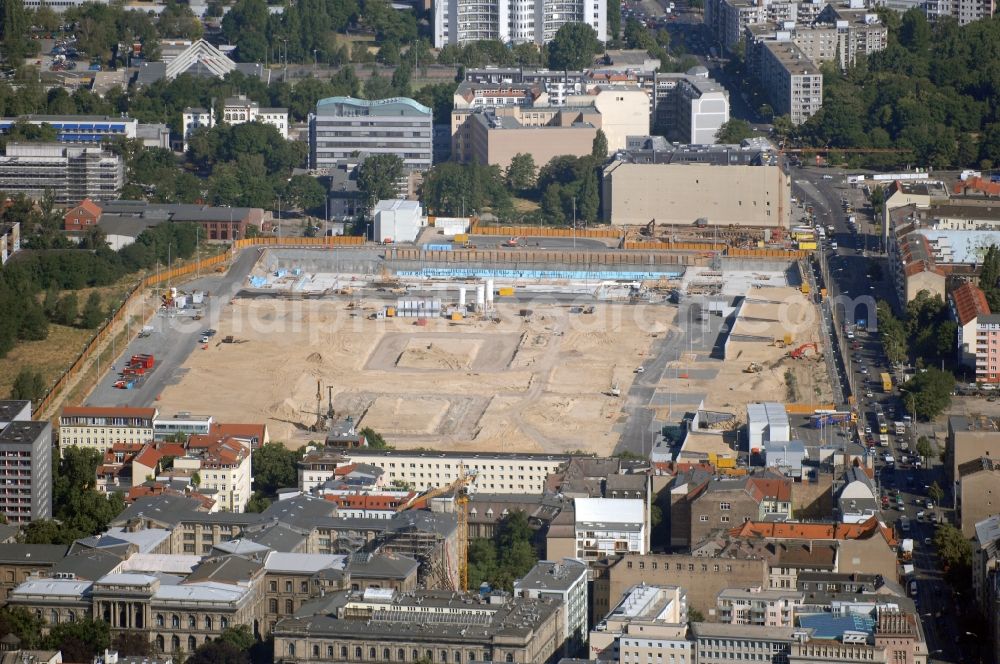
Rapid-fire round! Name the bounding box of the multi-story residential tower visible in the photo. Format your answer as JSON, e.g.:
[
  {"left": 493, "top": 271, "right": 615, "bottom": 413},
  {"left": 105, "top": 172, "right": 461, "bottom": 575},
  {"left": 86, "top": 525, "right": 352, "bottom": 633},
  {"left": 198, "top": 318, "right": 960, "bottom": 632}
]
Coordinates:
[
  {"left": 434, "top": 0, "right": 607, "bottom": 47},
  {"left": 0, "top": 402, "right": 52, "bottom": 524}
]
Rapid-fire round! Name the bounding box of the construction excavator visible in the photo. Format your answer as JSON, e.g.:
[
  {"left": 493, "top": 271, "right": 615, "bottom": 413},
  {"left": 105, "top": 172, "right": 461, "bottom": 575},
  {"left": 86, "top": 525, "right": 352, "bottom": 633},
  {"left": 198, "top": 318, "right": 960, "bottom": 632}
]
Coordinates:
[
  {"left": 789, "top": 342, "right": 819, "bottom": 359},
  {"left": 395, "top": 468, "right": 477, "bottom": 591},
  {"left": 743, "top": 363, "right": 763, "bottom": 373}
]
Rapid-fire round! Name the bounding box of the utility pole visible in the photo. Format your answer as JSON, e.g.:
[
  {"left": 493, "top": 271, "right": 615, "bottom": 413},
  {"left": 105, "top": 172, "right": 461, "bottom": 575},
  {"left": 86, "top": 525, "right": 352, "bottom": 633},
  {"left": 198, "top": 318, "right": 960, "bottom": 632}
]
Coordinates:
[
  {"left": 572, "top": 198, "right": 577, "bottom": 249},
  {"left": 282, "top": 38, "right": 288, "bottom": 80}
]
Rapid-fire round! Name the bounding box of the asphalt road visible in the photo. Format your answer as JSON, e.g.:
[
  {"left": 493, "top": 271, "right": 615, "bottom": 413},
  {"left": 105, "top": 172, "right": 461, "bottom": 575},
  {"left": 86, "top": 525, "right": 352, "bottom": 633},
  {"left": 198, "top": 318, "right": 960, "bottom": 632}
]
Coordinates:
[
  {"left": 84, "top": 249, "right": 259, "bottom": 410},
  {"left": 791, "top": 167, "right": 967, "bottom": 663}
]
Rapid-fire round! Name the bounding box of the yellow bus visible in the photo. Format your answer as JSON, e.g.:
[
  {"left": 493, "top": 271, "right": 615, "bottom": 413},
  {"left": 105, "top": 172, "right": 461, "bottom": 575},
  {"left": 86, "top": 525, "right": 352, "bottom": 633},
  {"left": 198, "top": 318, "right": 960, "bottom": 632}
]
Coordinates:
[{"left": 880, "top": 372, "right": 892, "bottom": 393}]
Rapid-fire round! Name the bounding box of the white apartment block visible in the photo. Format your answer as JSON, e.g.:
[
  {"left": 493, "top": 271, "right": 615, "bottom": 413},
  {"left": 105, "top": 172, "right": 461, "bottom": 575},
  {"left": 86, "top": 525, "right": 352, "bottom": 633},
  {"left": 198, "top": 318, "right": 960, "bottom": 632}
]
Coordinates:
[
  {"left": 434, "top": 0, "right": 607, "bottom": 47},
  {"left": 574, "top": 497, "right": 647, "bottom": 559},
  {"left": 515, "top": 558, "right": 589, "bottom": 657},
  {"left": 756, "top": 40, "right": 823, "bottom": 125},
  {"left": 340, "top": 450, "right": 570, "bottom": 494},
  {"left": 716, "top": 587, "right": 804, "bottom": 627},
  {"left": 872, "top": 0, "right": 992, "bottom": 22},
  {"left": 59, "top": 407, "right": 157, "bottom": 454},
  {"left": 657, "top": 69, "right": 730, "bottom": 144},
  {"left": 181, "top": 95, "right": 289, "bottom": 151},
  {"left": 309, "top": 96, "right": 433, "bottom": 173}
]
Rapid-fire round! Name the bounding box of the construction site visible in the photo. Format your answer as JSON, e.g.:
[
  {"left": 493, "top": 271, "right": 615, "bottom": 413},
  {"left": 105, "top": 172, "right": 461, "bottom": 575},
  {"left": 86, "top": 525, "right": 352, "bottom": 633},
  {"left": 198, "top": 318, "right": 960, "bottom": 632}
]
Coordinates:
[{"left": 151, "top": 248, "right": 832, "bottom": 457}]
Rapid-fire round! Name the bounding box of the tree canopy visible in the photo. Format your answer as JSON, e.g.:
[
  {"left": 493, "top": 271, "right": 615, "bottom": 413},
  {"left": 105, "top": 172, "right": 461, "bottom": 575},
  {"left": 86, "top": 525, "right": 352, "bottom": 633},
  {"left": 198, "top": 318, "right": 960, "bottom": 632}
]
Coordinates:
[
  {"left": 357, "top": 154, "right": 405, "bottom": 217},
  {"left": 467, "top": 510, "right": 539, "bottom": 592},
  {"left": 546, "top": 23, "right": 603, "bottom": 70},
  {"left": 900, "top": 367, "right": 953, "bottom": 421},
  {"left": 421, "top": 162, "right": 512, "bottom": 219},
  {"left": 793, "top": 12, "right": 1000, "bottom": 169}
]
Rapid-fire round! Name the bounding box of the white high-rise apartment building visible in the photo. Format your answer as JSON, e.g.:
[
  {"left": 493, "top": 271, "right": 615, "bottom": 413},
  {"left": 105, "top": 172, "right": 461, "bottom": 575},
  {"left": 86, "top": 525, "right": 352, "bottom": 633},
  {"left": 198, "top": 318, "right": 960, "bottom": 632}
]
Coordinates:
[{"left": 434, "top": 0, "right": 606, "bottom": 48}]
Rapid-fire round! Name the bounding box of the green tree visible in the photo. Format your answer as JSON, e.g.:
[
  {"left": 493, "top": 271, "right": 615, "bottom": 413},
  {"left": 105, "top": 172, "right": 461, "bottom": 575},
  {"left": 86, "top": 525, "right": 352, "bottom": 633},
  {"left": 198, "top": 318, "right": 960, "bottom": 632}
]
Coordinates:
[
  {"left": 414, "top": 81, "right": 459, "bottom": 125},
  {"left": 466, "top": 510, "right": 539, "bottom": 592},
  {"left": 285, "top": 174, "right": 326, "bottom": 213},
  {"left": 357, "top": 154, "right": 404, "bottom": 215},
  {"left": 252, "top": 442, "right": 304, "bottom": 497},
  {"left": 928, "top": 481, "right": 944, "bottom": 505},
  {"left": 716, "top": 118, "right": 755, "bottom": 143},
  {"left": 10, "top": 368, "right": 45, "bottom": 402},
  {"left": 916, "top": 436, "right": 933, "bottom": 460},
  {"left": 221, "top": 0, "right": 270, "bottom": 62},
  {"left": 112, "top": 632, "right": 152, "bottom": 657},
  {"left": 933, "top": 522, "right": 972, "bottom": 587},
  {"left": 363, "top": 69, "right": 394, "bottom": 99},
  {"left": 187, "top": 639, "right": 249, "bottom": 664},
  {"left": 54, "top": 292, "right": 79, "bottom": 326},
  {"left": 20, "top": 519, "right": 65, "bottom": 545},
  {"left": 80, "top": 291, "right": 105, "bottom": 329},
  {"left": 546, "top": 23, "right": 602, "bottom": 70},
  {"left": 900, "top": 368, "right": 953, "bottom": 420},
  {"left": 43, "top": 618, "right": 110, "bottom": 662},
  {"left": 505, "top": 153, "right": 537, "bottom": 193},
  {"left": 18, "top": 299, "right": 48, "bottom": 341},
  {"left": 0, "top": 0, "right": 32, "bottom": 65},
  {"left": 360, "top": 427, "right": 391, "bottom": 449},
  {"left": 218, "top": 625, "right": 256, "bottom": 652},
  {"left": 245, "top": 492, "right": 271, "bottom": 513},
  {"left": 0, "top": 607, "right": 43, "bottom": 648},
  {"left": 421, "top": 162, "right": 512, "bottom": 219},
  {"left": 689, "top": 608, "right": 705, "bottom": 622},
  {"left": 899, "top": 8, "right": 931, "bottom": 53},
  {"left": 607, "top": 0, "right": 621, "bottom": 39},
  {"left": 591, "top": 129, "right": 609, "bottom": 159}
]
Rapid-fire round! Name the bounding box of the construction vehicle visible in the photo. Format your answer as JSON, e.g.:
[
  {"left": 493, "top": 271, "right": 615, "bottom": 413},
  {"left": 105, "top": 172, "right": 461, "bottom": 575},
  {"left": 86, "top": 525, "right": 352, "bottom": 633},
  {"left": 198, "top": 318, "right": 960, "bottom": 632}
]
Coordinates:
[
  {"left": 743, "top": 363, "right": 762, "bottom": 373},
  {"left": 131, "top": 354, "right": 155, "bottom": 369},
  {"left": 395, "top": 470, "right": 476, "bottom": 591},
  {"left": 610, "top": 382, "right": 621, "bottom": 397},
  {"left": 789, "top": 343, "right": 818, "bottom": 359},
  {"left": 641, "top": 219, "right": 656, "bottom": 237}
]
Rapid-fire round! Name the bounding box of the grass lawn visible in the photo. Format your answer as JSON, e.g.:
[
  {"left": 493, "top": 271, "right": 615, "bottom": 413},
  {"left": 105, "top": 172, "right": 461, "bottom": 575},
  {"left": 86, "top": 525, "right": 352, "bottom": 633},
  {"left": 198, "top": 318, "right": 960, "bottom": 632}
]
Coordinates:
[
  {"left": 513, "top": 197, "right": 541, "bottom": 213},
  {"left": 0, "top": 324, "right": 93, "bottom": 401}
]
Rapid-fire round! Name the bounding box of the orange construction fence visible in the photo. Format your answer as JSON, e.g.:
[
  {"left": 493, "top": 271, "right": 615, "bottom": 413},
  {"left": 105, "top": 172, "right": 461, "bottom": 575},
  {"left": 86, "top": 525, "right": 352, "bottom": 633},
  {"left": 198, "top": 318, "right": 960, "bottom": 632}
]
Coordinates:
[
  {"left": 469, "top": 221, "right": 621, "bottom": 239},
  {"left": 784, "top": 403, "right": 837, "bottom": 415},
  {"left": 727, "top": 248, "right": 811, "bottom": 259}
]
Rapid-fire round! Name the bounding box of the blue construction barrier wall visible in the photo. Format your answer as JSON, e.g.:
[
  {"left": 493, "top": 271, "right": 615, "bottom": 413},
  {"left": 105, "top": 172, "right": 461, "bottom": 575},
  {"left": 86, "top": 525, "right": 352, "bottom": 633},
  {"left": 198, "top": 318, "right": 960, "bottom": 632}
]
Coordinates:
[{"left": 397, "top": 267, "right": 684, "bottom": 281}]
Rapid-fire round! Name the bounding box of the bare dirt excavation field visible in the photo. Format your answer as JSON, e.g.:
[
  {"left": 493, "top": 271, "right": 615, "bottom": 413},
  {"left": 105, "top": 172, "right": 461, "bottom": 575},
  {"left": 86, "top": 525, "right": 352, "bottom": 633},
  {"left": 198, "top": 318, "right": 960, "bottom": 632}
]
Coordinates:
[
  {"left": 156, "top": 296, "right": 672, "bottom": 455},
  {"left": 154, "top": 254, "right": 830, "bottom": 456}
]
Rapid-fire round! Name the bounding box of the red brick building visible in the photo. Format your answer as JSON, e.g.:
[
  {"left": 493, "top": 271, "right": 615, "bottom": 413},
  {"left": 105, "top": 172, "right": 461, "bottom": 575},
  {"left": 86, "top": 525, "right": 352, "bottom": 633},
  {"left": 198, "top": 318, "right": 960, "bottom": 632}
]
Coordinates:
[{"left": 63, "top": 198, "right": 102, "bottom": 232}]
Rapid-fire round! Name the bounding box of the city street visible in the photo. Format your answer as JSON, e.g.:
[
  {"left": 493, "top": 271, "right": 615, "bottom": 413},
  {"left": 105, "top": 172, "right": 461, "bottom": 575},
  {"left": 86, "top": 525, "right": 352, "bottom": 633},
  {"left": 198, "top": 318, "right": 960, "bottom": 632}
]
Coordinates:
[{"left": 791, "top": 167, "right": 964, "bottom": 663}]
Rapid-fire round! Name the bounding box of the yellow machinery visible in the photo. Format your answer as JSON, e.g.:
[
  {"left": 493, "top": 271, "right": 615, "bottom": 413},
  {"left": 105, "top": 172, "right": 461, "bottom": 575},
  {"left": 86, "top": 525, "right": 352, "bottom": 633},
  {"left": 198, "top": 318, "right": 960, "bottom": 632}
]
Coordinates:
[{"left": 395, "top": 468, "right": 477, "bottom": 591}]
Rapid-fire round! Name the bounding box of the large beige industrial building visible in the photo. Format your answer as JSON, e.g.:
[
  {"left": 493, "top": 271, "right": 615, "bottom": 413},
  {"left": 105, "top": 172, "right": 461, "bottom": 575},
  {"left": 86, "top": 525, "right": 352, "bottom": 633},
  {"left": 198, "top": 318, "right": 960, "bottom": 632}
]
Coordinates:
[{"left": 601, "top": 137, "right": 791, "bottom": 228}]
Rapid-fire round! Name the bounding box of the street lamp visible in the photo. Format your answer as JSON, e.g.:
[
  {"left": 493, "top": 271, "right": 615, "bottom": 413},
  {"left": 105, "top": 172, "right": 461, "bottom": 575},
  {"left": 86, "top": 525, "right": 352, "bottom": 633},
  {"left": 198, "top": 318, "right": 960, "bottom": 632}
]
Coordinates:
[
  {"left": 313, "top": 49, "right": 318, "bottom": 67},
  {"left": 276, "top": 196, "right": 282, "bottom": 239}
]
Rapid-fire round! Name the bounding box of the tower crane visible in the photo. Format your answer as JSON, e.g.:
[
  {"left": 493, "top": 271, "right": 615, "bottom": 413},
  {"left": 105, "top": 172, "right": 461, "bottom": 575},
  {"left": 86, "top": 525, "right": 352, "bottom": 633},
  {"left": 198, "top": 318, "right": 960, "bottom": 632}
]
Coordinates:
[{"left": 395, "top": 466, "right": 476, "bottom": 591}]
